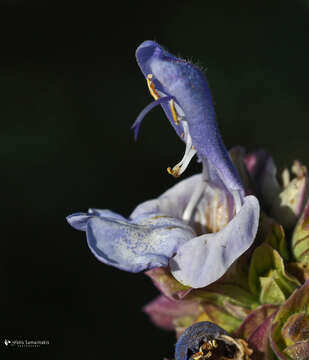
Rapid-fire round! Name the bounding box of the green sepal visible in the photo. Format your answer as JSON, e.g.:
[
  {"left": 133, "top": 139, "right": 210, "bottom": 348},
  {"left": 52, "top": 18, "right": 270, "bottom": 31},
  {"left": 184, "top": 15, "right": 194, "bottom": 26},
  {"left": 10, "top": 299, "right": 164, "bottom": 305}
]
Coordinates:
[
  {"left": 188, "top": 283, "right": 259, "bottom": 320},
  {"left": 145, "top": 267, "right": 191, "bottom": 300},
  {"left": 193, "top": 283, "right": 259, "bottom": 310},
  {"left": 249, "top": 244, "right": 300, "bottom": 305},
  {"left": 291, "top": 200, "right": 309, "bottom": 263}
]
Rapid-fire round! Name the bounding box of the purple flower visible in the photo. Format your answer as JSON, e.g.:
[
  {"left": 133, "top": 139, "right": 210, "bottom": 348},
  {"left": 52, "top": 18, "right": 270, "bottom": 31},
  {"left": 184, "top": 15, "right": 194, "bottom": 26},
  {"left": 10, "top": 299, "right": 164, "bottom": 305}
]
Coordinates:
[
  {"left": 175, "top": 321, "right": 253, "bottom": 360},
  {"left": 67, "top": 41, "right": 260, "bottom": 288}
]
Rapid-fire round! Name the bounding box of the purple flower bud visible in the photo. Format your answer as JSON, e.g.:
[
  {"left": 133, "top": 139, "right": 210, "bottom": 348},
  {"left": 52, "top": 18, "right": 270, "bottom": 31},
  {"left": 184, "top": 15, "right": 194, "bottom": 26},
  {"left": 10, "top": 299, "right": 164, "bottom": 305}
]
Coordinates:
[
  {"left": 245, "top": 151, "right": 308, "bottom": 228},
  {"left": 175, "top": 321, "right": 253, "bottom": 360}
]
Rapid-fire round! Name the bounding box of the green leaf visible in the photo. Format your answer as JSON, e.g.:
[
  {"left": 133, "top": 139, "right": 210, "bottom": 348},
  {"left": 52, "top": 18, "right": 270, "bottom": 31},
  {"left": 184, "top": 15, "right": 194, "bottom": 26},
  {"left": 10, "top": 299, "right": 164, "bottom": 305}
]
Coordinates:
[
  {"left": 259, "top": 277, "right": 286, "bottom": 305},
  {"left": 249, "top": 244, "right": 300, "bottom": 305},
  {"left": 291, "top": 200, "right": 309, "bottom": 263}
]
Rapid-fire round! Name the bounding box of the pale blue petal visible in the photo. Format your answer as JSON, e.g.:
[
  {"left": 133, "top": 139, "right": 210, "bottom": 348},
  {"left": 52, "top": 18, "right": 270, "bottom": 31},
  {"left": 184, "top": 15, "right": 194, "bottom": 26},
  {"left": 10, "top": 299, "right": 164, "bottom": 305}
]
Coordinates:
[
  {"left": 170, "top": 195, "right": 260, "bottom": 288},
  {"left": 130, "top": 199, "right": 161, "bottom": 219},
  {"left": 88, "top": 208, "right": 126, "bottom": 221},
  {"left": 66, "top": 209, "right": 126, "bottom": 231},
  {"left": 130, "top": 174, "right": 202, "bottom": 220},
  {"left": 86, "top": 214, "right": 195, "bottom": 273},
  {"left": 66, "top": 212, "right": 92, "bottom": 231}
]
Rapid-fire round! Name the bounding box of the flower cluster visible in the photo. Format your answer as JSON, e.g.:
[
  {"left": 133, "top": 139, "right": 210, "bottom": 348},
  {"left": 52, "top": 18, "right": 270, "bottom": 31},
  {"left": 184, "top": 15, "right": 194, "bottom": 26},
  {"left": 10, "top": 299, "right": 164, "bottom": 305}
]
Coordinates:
[{"left": 67, "top": 41, "right": 309, "bottom": 359}]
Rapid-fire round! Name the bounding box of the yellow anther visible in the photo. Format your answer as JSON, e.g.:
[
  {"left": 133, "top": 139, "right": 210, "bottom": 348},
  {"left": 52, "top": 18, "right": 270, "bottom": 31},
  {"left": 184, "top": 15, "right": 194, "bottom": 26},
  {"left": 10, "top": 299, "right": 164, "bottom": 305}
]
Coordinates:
[
  {"left": 169, "top": 99, "right": 179, "bottom": 125},
  {"left": 192, "top": 340, "right": 218, "bottom": 360},
  {"left": 209, "top": 340, "right": 217, "bottom": 348},
  {"left": 167, "top": 166, "right": 181, "bottom": 178},
  {"left": 146, "top": 74, "right": 179, "bottom": 125},
  {"left": 146, "top": 74, "right": 160, "bottom": 100},
  {"left": 192, "top": 352, "right": 203, "bottom": 360}
]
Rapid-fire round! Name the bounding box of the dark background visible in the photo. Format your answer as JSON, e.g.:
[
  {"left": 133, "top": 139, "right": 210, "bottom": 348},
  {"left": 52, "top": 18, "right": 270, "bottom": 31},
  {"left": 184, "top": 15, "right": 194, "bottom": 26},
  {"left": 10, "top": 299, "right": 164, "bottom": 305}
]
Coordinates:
[{"left": 3, "top": 0, "right": 309, "bottom": 358}]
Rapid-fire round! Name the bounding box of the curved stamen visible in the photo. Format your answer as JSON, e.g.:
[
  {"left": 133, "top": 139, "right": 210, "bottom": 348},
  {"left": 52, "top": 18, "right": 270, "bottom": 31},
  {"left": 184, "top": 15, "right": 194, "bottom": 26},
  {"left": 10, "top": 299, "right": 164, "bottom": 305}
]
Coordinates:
[
  {"left": 132, "top": 96, "right": 173, "bottom": 140},
  {"left": 167, "top": 148, "right": 196, "bottom": 177},
  {"left": 167, "top": 121, "right": 197, "bottom": 177},
  {"left": 147, "top": 73, "right": 180, "bottom": 125}
]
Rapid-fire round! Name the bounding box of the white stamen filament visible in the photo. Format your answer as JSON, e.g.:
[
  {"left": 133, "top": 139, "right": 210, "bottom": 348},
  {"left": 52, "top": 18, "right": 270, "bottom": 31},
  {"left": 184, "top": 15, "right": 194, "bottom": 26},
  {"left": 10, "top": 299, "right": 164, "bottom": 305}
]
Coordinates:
[
  {"left": 183, "top": 182, "right": 232, "bottom": 233},
  {"left": 167, "top": 121, "right": 197, "bottom": 178},
  {"left": 196, "top": 203, "right": 207, "bottom": 233},
  {"left": 211, "top": 192, "right": 219, "bottom": 233},
  {"left": 232, "top": 190, "right": 242, "bottom": 214},
  {"left": 183, "top": 180, "right": 205, "bottom": 222}
]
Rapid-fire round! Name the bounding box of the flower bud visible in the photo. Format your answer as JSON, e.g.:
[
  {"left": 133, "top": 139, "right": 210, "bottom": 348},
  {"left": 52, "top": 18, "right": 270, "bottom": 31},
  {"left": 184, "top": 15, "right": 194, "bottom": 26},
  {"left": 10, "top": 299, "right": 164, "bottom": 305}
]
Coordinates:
[
  {"left": 175, "top": 321, "right": 253, "bottom": 360},
  {"left": 245, "top": 151, "right": 309, "bottom": 229},
  {"left": 271, "top": 161, "right": 309, "bottom": 229}
]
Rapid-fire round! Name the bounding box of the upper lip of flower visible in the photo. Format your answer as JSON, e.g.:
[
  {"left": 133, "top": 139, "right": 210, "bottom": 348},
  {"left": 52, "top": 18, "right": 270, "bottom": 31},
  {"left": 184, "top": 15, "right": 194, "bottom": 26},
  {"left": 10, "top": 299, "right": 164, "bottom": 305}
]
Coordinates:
[{"left": 135, "top": 40, "right": 245, "bottom": 205}]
